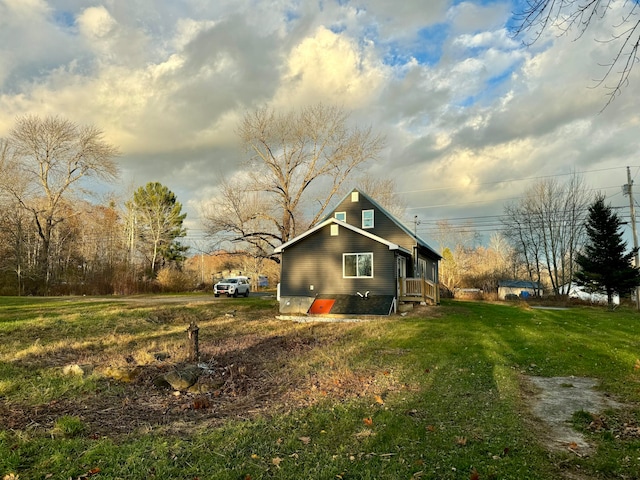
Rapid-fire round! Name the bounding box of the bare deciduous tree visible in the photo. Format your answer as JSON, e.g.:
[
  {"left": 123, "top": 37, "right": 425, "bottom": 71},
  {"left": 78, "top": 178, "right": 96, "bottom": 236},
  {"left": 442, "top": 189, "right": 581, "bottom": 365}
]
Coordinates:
[
  {"left": 356, "top": 174, "right": 407, "bottom": 219},
  {"left": 460, "top": 234, "right": 517, "bottom": 295},
  {"left": 513, "top": 0, "right": 640, "bottom": 106},
  {"left": 487, "top": 232, "right": 516, "bottom": 274},
  {"left": 502, "top": 175, "right": 592, "bottom": 295},
  {"left": 503, "top": 201, "right": 545, "bottom": 292},
  {"left": 439, "top": 247, "right": 459, "bottom": 296},
  {"left": 0, "top": 115, "right": 119, "bottom": 290},
  {"left": 204, "top": 104, "right": 384, "bottom": 259},
  {"left": 431, "top": 219, "right": 478, "bottom": 296}
]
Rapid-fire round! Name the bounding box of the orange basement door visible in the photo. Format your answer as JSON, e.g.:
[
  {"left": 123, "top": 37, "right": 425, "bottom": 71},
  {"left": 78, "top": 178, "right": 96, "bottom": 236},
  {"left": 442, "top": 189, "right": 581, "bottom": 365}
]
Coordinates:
[{"left": 308, "top": 299, "right": 335, "bottom": 315}]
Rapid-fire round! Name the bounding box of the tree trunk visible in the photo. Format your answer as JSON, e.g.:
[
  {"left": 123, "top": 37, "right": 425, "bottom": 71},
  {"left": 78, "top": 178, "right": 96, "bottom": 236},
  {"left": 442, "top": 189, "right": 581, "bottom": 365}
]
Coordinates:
[{"left": 186, "top": 322, "right": 199, "bottom": 362}]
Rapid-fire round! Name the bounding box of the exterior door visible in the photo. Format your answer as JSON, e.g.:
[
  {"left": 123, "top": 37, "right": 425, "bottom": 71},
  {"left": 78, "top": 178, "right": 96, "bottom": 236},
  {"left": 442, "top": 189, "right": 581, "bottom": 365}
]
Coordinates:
[
  {"left": 396, "top": 255, "right": 406, "bottom": 297},
  {"left": 397, "top": 255, "right": 406, "bottom": 279}
]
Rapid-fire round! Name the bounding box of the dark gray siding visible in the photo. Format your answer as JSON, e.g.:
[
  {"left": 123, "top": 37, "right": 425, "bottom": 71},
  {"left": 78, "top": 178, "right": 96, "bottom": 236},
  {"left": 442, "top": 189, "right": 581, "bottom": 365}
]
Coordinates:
[
  {"left": 331, "top": 193, "right": 439, "bottom": 280},
  {"left": 333, "top": 194, "right": 417, "bottom": 253},
  {"left": 280, "top": 223, "right": 397, "bottom": 297}
]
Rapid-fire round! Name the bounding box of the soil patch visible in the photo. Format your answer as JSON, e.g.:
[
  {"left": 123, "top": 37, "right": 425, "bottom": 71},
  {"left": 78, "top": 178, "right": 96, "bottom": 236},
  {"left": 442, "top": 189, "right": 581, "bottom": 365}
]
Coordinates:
[
  {"left": 1, "top": 334, "right": 308, "bottom": 436},
  {"left": 523, "top": 376, "right": 623, "bottom": 454},
  {"left": 0, "top": 328, "right": 401, "bottom": 438}
]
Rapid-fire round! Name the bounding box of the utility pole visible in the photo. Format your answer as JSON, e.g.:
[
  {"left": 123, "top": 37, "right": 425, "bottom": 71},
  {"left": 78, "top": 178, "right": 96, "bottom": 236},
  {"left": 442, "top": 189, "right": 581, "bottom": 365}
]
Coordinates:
[
  {"left": 200, "top": 251, "right": 204, "bottom": 285},
  {"left": 623, "top": 166, "right": 640, "bottom": 309},
  {"left": 414, "top": 215, "right": 420, "bottom": 276}
]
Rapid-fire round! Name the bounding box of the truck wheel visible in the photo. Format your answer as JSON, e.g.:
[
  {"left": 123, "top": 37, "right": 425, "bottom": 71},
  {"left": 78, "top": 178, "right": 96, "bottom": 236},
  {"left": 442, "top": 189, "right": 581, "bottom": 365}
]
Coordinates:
[
  {"left": 214, "top": 294, "right": 219, "bottom": 297},
  {"left": 233, "top": 290, "right": 238, "bottom": 298},
  {"left": 244, "top": 289, "right": 250, "bottom": 297}
]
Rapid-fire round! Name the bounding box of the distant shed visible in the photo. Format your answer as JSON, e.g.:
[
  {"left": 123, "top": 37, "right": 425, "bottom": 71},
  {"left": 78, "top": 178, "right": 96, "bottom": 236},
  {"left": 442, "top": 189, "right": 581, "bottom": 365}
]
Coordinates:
[{"left": 498, "top": 280, "right": 542, "bottom": 299}]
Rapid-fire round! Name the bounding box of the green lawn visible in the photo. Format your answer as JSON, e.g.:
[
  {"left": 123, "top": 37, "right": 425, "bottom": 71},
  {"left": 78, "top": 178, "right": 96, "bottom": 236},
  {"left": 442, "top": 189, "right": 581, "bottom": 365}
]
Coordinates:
[{"left": 0, "top": 296, "right": 639, "bottom": 479}]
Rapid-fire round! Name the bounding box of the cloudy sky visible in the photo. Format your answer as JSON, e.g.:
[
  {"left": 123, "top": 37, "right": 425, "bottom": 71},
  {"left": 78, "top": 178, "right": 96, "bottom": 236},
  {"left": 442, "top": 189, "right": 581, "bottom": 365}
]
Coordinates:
[{"left": 1, "top": 0, "right": 639, "bottom": 248}]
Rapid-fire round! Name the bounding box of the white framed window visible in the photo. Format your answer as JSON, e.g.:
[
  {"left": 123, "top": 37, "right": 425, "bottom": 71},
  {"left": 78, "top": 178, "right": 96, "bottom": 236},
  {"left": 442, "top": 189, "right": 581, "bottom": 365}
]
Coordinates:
[
  {"left": 351, "top": 191, "right": 359, "bottom": 202},
  {"left": 343, "top": 252, "right": 373, "bottom": 278},
  {"left": 335, "top": 212, "right": 346, "bottom": 222},
  {"left": 330, "top": 224, "right": 339, "bottom": 236},
  {"left": 362, "top": 209, "right": 374, "bottom": 229}
]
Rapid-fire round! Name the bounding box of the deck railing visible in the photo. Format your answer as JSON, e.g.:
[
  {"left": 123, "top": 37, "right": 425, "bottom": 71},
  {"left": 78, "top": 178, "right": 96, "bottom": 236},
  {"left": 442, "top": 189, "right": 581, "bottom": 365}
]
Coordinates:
[{"left": 399, "top": 278, "right": 440, "bottom": 304}]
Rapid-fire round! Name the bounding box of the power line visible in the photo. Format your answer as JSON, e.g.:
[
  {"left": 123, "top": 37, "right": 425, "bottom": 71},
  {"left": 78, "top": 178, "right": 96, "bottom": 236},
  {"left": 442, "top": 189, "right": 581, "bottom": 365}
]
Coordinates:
[
  {"left": 405, "top": 184, "right": 623, "bottom": 211},
  {"left": 397, "top": 167, "right": 630, "bottom": 195}
]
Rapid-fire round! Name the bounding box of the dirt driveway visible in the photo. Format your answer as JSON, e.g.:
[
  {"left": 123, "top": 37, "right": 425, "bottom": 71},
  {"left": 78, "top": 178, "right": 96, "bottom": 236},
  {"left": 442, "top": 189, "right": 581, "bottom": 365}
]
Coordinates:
[{"left": 66, "top": 292, "right": 274, "bottom": 305}]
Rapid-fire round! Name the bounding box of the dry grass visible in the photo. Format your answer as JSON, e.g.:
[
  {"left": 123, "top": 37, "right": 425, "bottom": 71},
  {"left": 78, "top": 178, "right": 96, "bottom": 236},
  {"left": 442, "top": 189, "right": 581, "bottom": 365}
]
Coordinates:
[{"left": 0, "top": 297, "right": 408, "bottom": 437}]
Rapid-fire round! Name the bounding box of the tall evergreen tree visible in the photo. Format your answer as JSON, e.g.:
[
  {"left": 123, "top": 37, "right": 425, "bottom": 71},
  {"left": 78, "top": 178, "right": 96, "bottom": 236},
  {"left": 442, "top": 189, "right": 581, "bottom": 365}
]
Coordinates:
[
  {"left": 574, "top": 195, "right": 640, "bottom": 307},
  {"left": 127, "top": 182, "right": 187, "bottom": 274}
]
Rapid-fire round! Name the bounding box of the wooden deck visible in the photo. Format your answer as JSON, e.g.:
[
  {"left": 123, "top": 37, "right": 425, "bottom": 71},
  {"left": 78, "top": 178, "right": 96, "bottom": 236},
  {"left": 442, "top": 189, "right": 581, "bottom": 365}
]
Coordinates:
[{"left": 398, "top": 278, "right": 440, "bottom": 305}]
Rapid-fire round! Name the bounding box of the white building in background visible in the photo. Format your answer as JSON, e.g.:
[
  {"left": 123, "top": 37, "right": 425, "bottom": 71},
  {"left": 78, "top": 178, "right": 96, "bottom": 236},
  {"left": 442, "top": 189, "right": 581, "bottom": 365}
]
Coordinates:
[{"left": 560, "top": 284, "right": 620, "bottom": 305}]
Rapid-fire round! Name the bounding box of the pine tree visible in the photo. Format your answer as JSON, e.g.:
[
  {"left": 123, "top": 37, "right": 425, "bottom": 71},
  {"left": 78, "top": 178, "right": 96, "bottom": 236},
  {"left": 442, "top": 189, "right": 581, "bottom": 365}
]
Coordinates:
[
  {"left": 574, "top": 195, "right": 640, "bottom": 307},
  {"left": 126, "top": 182, "right": 187, "bottom": 274}
]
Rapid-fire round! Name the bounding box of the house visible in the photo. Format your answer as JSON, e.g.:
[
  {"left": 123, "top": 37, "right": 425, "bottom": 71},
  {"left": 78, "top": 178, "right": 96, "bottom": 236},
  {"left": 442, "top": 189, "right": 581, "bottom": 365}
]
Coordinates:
[
  {"left": 559, "top": 283, "right": 620, "bottom": 305},
  {"left": 497, "top": 280, "right": 542, "bottom": 299},
  {"left": 274, "top": 189, "right": 441, "bottom": 315}
]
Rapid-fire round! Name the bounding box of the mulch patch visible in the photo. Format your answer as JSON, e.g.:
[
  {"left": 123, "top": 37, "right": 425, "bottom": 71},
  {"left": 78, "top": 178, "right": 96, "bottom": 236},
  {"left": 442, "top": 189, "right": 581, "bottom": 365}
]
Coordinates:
[{"left": 1, "top": 363, "right": 284, "bottom": 437}]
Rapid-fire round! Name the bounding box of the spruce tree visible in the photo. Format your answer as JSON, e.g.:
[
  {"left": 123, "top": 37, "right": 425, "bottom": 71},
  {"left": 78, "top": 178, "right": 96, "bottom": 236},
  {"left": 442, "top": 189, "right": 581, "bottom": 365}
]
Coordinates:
[{"left": 574, "top": 195, "right": 640, "bottom": 307}]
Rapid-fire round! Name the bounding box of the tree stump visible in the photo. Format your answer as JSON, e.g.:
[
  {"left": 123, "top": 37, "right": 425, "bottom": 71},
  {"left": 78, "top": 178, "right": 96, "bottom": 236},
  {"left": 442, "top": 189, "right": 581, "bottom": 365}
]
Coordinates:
[{"left": 186, "top": 321, "right": 199, "bottom": 361}]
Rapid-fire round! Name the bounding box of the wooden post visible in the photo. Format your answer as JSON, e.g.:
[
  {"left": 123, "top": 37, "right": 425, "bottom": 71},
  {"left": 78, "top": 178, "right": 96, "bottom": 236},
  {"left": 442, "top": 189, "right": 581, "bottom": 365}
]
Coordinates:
[{"left": 187, "top": 322, "right": 199, "bottom": 361}]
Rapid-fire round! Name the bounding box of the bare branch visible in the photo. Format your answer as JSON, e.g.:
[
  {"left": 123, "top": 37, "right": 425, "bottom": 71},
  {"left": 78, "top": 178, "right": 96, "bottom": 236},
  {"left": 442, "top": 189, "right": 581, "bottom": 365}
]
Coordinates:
[
  {"left": 0, "top": 115, "right": 120, "bottom": 287},
  {"left": 513, "top": 0, "right": 639, "bottom": 106},
  {"left": 206, "top": 104, "right": 384, "bottom": 257}
]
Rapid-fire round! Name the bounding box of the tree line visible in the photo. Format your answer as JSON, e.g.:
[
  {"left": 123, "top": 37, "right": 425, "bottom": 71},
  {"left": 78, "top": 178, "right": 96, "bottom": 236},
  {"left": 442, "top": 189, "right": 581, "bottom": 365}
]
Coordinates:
[
  {"left": 0, "top": 116, "right": 190, "bottom": 295},
  {"left": 0, "top": 106, "right": 387, "bottom": 295},
  {"left": 439, "top": 174, "right": 640, "bottom": 308},
  {"left": 1, "top": 109, "right": 637, "bottom": 306}
]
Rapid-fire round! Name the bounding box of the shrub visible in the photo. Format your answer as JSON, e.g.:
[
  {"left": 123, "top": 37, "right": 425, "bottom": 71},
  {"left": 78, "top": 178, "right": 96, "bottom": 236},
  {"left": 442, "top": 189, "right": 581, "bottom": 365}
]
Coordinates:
[{"left": 156, "top": 267, "right": 196, "bottom": 292}]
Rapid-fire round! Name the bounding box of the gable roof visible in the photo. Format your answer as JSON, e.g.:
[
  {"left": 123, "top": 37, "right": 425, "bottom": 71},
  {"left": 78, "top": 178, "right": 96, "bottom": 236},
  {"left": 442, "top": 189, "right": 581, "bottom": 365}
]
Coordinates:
[
  {"left": 273, "top": 218, "right": 412, "bottom": 254},
  {"left": 322, "top": 189, "right": 441, "bottom": 259}
]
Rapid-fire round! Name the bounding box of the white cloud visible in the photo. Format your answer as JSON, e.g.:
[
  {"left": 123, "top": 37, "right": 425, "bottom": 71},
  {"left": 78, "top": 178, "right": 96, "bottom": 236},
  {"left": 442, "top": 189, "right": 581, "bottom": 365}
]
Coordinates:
[
  {"left": 2, "top": 0, "right": 49, "bottom": 18},
  {"left": 274, "top": 26, "right": 389, "bottom": 108},
  {"left": 172, "top": 18, "right": 218, "bottom": 50},
  {"left": 0, "top": 0, "right": 639, "bottom": 242},
  {"left": 448, "top": 1, "right": 510, "bottom": 33},
  {"left": 0, "top": 0, "right": 73, "bottom": 90},
  {"left": 351, "top": 0, "right": 449, "bottom": 37},
  {"left": 77, "top": 6, "right": 116, "bottom": 39},
  {"left": 453, "top": 29, "right": 517, "bottom": 50}
]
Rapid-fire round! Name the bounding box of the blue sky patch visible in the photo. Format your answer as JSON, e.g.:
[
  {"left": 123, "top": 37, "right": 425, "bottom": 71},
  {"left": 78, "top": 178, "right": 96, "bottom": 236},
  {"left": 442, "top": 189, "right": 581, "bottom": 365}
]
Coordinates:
[
  {"left": 53, "top": 10, "right": 76, "bottom": 30},
  {"left": 329, "top": 23, "right": 347, "bottom": 34},
  {"left": 413, "top": 23, "right": 449, "bottom": 65},
  {"left": 284, "top": 8, "right": 300, "bottom": 23},
  {"left": 383, "top": 22, "right": 448, "bottom": 68}
]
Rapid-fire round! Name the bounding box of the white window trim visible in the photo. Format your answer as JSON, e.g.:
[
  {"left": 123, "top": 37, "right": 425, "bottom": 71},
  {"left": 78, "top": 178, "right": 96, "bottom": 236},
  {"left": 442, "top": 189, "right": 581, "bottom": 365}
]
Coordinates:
[
  {"left": 362, "top": 209, "right": 374, "bottom": 229},
  {"left": 343, "top": 252, "right": 374, "bottom": 278},
  {"left": 335, "top": 211, "right": 346, "bottom": 222}
]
